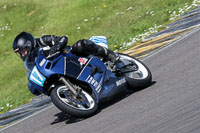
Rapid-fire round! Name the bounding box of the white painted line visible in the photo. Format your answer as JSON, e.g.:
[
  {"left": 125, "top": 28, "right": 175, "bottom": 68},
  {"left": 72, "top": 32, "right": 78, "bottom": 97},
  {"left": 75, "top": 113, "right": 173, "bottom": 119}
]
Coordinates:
[{"left": 0, "top": 104, "right": 54, "bottom": 132}]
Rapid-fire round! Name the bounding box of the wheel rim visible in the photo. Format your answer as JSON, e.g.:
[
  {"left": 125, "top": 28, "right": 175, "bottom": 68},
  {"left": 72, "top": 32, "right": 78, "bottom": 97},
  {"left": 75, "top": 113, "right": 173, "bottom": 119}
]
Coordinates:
[
  {"left": 120, "top": 55, "right": 149, "bottom": 79},
  {"left": 56, "top": 86, "right": 95, "bottom": 111}
]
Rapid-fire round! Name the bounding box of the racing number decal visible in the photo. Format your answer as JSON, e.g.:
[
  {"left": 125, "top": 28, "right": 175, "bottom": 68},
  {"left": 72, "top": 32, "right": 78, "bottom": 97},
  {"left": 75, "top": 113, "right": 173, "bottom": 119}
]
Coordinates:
[{"left": 29, "top": 66, "right": 46, "bottom": 87}]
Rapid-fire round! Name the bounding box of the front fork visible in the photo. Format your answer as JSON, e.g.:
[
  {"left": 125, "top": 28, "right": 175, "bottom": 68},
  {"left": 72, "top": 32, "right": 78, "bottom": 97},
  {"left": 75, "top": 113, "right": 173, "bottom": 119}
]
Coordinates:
[{"left": 59, "top": 76, "right": 81, "bottom": 97}]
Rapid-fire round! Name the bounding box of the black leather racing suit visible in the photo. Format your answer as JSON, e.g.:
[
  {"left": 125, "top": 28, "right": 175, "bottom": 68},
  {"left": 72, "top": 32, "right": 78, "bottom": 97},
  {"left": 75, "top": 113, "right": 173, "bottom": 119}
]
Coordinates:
[{"left": 72, "top": 39, "right": 118, "bottom": 63}]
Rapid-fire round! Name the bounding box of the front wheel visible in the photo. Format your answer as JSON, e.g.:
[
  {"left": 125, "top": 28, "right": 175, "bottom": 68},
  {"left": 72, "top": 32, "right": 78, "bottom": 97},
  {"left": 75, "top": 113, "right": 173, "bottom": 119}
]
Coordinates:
[
  {"left": 118, "top": 53, "right": 152, "bottom": 89},
  {"left": 50, "top": 85, "right": 98, "bottom": 117}
]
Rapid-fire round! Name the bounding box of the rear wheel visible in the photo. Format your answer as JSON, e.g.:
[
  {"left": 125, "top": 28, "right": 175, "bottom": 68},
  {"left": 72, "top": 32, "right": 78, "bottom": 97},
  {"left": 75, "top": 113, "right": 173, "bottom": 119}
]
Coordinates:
[
  {"left": 119, "top": 53, "right": 152, "bottom": 89},
  {"left": 50, "top": 85, "right": 98, "bottom": 117}
]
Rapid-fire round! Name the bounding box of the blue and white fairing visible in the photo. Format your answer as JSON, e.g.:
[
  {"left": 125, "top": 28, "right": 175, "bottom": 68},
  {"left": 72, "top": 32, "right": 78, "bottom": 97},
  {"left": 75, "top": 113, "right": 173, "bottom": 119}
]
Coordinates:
[
  {"left": 77, "top": 57, "right": 127, "bottom": 102},
  {"left": 28, "top": 50, "right": 127, "bottom": 102},
  {"left": 28, "top": 50, "right": 68, "bottom": 95},
  {"left": 76, "top": 57, "right": 106, "bottom": 102}
]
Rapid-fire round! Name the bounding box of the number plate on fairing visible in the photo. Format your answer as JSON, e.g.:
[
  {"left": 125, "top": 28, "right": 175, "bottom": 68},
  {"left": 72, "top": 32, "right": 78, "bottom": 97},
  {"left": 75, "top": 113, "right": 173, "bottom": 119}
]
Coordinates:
[{"left": 29, "top": 66, "right": 46, "bottom": 87}]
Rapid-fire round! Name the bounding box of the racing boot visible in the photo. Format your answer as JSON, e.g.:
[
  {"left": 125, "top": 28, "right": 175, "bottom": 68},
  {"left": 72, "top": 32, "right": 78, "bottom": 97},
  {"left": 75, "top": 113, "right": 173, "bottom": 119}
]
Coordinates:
[
  {"left": 107, "top": 50, "right": 120, "bottom": 64},
  {"left": 95, "top": 45, "right": 120, "bottom": 64}
]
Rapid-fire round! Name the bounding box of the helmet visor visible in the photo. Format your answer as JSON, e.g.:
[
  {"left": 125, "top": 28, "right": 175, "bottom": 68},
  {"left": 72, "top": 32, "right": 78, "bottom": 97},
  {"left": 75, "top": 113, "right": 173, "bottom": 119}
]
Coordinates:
[{"left": 15, "top": 48, "right": 29, "bottom": 61}]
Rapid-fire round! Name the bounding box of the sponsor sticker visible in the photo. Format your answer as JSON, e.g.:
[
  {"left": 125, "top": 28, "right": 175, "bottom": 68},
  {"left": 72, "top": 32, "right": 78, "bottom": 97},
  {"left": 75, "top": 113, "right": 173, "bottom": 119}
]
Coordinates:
[
  {"left": 78, "top": 57, "right": 88, "bottom": 65},
  {"left": 85, "top": 75, "right": 102, "bottom": 93},
  {"left": 116, "top": 78, "right": 126, "bottom": 86},
  {"left": 39, "top": 59, "right": 46, "bottom": 67}
]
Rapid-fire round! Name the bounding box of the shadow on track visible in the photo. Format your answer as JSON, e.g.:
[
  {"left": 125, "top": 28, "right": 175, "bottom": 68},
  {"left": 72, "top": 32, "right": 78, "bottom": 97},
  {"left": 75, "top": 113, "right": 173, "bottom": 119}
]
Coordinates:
[
  {"left": 50, "top": 81, "right": 156, "bottom": 125},
  {"left": 51, "top": 112, "right": 85, "bottom": 125}
]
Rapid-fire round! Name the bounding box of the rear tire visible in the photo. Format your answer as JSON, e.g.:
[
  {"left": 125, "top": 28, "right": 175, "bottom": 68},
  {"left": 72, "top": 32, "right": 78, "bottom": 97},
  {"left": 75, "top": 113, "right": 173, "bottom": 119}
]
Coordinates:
[
  {"left": 118, "top": 53, "right": 152, "bottom": 89},
  {"left": 50, "top": 85, "right": 98, "bottom": 118}
]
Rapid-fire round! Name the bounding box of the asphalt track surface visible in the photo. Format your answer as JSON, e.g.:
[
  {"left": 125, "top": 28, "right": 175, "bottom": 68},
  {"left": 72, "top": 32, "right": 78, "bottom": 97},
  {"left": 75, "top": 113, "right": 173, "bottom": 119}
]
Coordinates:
[{"left": 1, "top": 28, "right": 200, "bottom": 133}]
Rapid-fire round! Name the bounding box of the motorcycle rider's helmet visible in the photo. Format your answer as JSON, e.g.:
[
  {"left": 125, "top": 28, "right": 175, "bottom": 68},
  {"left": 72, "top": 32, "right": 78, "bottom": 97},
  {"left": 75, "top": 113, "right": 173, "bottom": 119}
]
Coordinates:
[{"left": 13, "top": 32, "right": 36, "bottom": 61}]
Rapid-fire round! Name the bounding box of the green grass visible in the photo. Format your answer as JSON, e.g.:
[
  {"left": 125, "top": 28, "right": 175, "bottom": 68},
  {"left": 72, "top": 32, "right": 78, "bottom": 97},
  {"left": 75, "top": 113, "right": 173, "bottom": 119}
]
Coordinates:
[{"left": 0, "top": 0, "right": 195, "bottom": 113}]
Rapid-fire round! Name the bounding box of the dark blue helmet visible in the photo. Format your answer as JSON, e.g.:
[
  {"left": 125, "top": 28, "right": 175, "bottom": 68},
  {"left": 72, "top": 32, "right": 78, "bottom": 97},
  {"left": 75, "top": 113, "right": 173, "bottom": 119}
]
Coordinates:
[{"left": 13, "top": 32, "right": 35, "bottom": 61}]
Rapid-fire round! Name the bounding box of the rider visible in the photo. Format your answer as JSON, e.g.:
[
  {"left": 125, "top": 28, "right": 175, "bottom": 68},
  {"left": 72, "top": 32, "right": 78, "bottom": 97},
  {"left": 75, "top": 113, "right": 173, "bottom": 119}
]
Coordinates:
[{"left": 13, "top": 32, "right": 119, "bottom": 77}]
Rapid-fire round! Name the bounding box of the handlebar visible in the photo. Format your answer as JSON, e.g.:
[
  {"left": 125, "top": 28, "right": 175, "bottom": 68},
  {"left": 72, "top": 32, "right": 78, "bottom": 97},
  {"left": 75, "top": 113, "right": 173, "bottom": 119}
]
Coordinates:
[{"left": 46, "top": 51, "right": 61, "bottom": 60}]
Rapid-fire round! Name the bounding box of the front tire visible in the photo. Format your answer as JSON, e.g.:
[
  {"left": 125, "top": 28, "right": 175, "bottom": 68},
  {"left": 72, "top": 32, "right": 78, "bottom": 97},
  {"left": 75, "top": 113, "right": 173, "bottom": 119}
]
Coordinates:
[
  {"left": 50, "top": 85, "right": 98, "bottom": 118},
  {"left": 119, "top": 53, "right": 152, "bottom": 89}
]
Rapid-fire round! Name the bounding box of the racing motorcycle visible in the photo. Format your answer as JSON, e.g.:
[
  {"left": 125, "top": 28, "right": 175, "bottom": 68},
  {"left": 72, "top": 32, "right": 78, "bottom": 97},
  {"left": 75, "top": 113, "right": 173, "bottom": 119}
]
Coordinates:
[{"left": 29, "top": 48, "right": 152, "bottom": 117}]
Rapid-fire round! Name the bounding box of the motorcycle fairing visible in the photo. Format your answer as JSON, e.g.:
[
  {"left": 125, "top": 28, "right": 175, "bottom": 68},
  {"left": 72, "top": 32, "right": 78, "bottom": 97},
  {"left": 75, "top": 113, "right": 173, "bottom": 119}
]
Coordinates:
[
  {"left": 29, "top": 50, "right": 127, "bottom": 101},
  {"left": 28, "top": 81, "right": 48, "bottom": 95},
  {"left": 76, "top": 57, "right": 127, "bottom": 103},
  {"left": 37, "top": 51, "right": 74, "bottom": 78},
  {"left": 77, "top": 57, "right": 106, "bottom": 102},
  {"left": 65, "top": 54, "right": 85, "bottom": 78}
]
